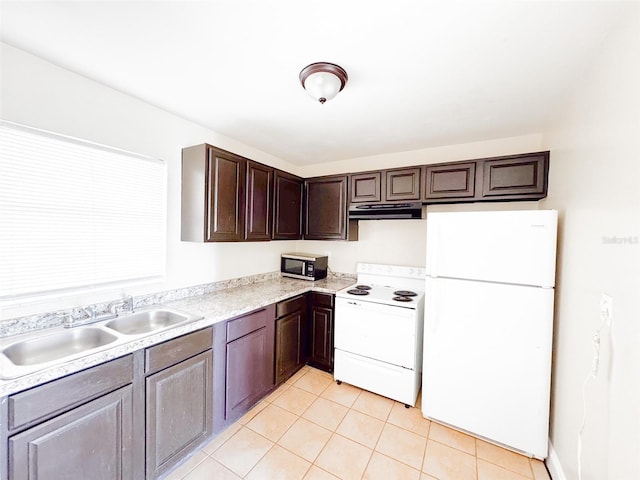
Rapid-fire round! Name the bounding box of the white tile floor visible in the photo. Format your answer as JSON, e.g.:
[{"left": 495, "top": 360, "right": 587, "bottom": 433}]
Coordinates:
[{"left": 165, "top": 366, "right": 551, "bottom": 480}]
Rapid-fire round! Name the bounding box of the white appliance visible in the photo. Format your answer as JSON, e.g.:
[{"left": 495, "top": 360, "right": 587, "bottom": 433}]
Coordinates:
[
  {"left": 334, "top": 263, "right": 425, "bottom": 406},
  {"left": 422, "top": 209, "right": 558, "bottom": 459}
]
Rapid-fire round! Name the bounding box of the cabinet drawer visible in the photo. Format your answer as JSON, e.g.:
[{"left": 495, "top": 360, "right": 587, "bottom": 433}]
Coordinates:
[
  {"left": 8, "top": 355, "right": 133, "bottom": 432},
  {"left": 310, "top": 292, "right": 334, "bottom": 308},
  {"left": 226, "top": 308, "right": 269, "bottom": 343},
  {"left": 276, "top": 295, "right": 305, "bottom": 319},
  {"left": 145, "top": 327, "right": 213, "bottom": 375}
]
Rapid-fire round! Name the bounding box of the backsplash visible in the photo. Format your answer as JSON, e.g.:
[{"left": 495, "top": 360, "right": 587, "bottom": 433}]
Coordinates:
[
  {"left": 0, "top": 271, "right": 279, "bottom": 338},
  {"left": 0, "top": 271, "right": 356, "bottom": 338}
]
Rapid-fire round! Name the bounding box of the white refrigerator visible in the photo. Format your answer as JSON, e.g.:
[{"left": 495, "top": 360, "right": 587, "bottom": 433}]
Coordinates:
[{"left": 422, "top": 209, "right": 558, "bottom": 459}]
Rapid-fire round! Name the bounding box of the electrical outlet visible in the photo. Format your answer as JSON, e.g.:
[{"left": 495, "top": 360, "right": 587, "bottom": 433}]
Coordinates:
[{"left": 600, "top": 293, "right": 613, "bottom": 323}]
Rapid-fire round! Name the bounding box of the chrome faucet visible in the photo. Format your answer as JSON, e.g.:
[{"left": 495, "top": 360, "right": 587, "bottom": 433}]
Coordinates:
[
  {"left": 109, "top": 295, "right": 134, "bottom": 315},
  {"left": 64, "top": 306, "right": 107, "bottom": 328},
  {"left": 82, "top": 306, "right": 96, "bottom": 320},
  {"left": 64, "top": 296, "right": 134, "bottom": 328}
]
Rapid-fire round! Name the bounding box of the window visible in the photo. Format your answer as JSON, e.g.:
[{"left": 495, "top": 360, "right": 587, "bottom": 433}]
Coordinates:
[{"left": 0, "top": 121, "right": 166, "bottom": 303}]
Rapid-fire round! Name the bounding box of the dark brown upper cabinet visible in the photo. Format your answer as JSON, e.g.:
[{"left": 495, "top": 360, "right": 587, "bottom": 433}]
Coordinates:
[
  {"left": 350, "top": 168, "right": 421, "bottom": 204},
  {"left": 304, "top": 175, "right": 358, "bottom": 241},
  {"left": 181, "top": 144, "right": 246, "bottom": 242},
  {"left": 245, "top": 161, "right": 273, "bottom": 241},
  {"left": 350, "top": 171, "right": 382, "bottom": 203},
  {"left": 385, "top": 167, "right": 421, "bottom": 201},
  {"left": 480, "top": 152, "right": 549, "bottom": 199},
  {"left": 182, "top": 143, "right": 550, "bottom": 242},
  {"left": 424, "top": 162, "right": 476, "bottom": 200},
  {"left": 272, "top": 170, "right": 304, "bottom": 240},
  {"left": 422, "top": 151, "right": 549, "bottom": 204}
]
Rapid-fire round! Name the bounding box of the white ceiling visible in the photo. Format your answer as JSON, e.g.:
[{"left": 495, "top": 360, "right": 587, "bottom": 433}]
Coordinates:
[{"left": 0, "top": 1, "right": 632, "bottom": 165}]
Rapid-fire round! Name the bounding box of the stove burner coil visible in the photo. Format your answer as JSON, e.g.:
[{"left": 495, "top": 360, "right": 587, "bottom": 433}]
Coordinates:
[
  {"left": 393, "top": 296, "right": 413, "bottom": 302},
  {"left": 355, "top": 285, "right": 372, "bottom": 290},
  {"left": 393, "top": 290, "right": 417, "bottom": 297},
  {"left": 347, "top": 289, "right": 370, "bottom": 295}
]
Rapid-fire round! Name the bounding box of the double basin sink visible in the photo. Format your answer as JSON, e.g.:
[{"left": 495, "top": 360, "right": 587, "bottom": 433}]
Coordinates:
[{"left": 0, "top": 307, "right": 204, "bottom": 379}]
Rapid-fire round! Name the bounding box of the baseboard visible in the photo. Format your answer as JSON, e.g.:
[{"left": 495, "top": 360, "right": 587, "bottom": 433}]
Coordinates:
[{"left": 546, "top": 440, "right": 568, "bottom": 480}]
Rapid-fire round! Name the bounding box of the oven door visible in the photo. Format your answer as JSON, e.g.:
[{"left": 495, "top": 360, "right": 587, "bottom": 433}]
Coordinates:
[{"left": 334, "top": 297, "right": 417, "bottom": 369}]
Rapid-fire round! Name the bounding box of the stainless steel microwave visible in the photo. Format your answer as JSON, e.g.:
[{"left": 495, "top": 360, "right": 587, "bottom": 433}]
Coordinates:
[{"left": 281, "top": 253, "right": 328, "bottom": 281}]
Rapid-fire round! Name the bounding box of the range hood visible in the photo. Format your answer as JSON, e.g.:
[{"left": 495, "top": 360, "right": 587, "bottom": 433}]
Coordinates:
[{"left": 348, "top": 202, "right": 424, "bottom": 220}]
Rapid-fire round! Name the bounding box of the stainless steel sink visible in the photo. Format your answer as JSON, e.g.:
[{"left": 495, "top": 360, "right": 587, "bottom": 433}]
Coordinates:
[
  {"left": 104, "top": 308, "right": 200, "bottom": 335},
  {"left": 0, "top": 305, "right": 203, "bottom": 379},
  {"left": 1, "top": 327, "right": 119, "bottom": 367}
]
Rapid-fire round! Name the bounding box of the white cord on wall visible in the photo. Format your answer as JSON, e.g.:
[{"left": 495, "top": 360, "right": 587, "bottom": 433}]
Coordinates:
[{"left": 576, "top": 303, "right": 611, "bottom": 480}]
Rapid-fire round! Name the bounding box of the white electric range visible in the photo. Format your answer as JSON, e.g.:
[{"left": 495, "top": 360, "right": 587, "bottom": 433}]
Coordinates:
[{"left": 334, "top": 263, "right": 426, "bottom": 407}]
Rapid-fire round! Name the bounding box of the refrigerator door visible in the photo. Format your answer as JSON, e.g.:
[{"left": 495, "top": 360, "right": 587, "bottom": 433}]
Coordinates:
[
  {"left": 426, "top": 210, "right": 557, "bottom": 287},
  {"left": 422, "top": 277, "right": 554, "bottom": 458}
]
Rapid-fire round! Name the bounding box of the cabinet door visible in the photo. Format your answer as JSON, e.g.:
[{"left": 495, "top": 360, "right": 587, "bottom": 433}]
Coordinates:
[
  {"left": 245, "top": 161, "right": 273, "bottom": 241},
  {"left": 272, "top": 170, "right": 303, "bottom": 240},
  {"left": 304, "top": 175, "right": 349, "bottom": 240},
  {"left": 308, "top": 306, "right": 334, "bottom": 372},
  {"left": 226, "top": 327, "right": 271, "bottom": 419},
  {"left": 385, "top": 167, "right": 421, "bottom": 201},
  {"left": 275, "top": 311, "right": 304, "bottom": 384},
  {"left": 146, "top": 350, "right": 213, "bottom": 479},
  {"left": 424, "top": 162, "right": 476, "bottom": 200},
  {"left": 9, "top": 386, "right": 133, "bottom": 480},
  {"left": 350, "top": 172, "right": 382, "bottom": 203},
  {"left": 205, "top": 147, "right": 246, "bottom": 242},
  {"left": 481, "top": 153, "right": 549, "bottom": 199}
]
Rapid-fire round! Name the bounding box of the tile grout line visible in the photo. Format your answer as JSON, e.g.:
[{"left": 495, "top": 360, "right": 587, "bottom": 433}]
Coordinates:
[
  {"left": 179, "top": 366, "right": 545, "bottom": 480},
  {"left": 419, "top": 416, "right": 432, "bottom": 478}
]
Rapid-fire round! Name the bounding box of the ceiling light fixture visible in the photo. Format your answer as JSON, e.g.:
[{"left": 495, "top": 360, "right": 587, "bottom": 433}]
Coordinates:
[{"left": 299, "top": 62, "right": 348, "bottom": 104}]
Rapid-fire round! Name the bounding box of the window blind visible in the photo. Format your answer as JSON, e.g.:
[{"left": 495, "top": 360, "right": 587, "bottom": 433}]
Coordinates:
[{"left": 0, "top": 121, "right": 166, "bottom": 301}]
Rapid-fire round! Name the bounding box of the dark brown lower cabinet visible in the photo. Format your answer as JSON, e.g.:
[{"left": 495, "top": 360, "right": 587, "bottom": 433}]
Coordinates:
[
  {"left": 4, "top": 355, "right": 136, "bottom": 480},
  {"left": 275, "top": 295, "right": 306, "bottom": 385},
  {"left": 2, "top": 330, "right": 215, "bottom": 480},
  {"left": 146, "top": 350, "right": 212, "bottom": 479},
  {"left": 275, "top": 311, "right": 304, "bottom": 383},
  {"left": 307, "top": 292, "right": 335, "bottom": 372},
  {"left": 226, "top": 327, "right": 271, "bottom": 418},
  {"left": 9, "top": 386, "right": 133, "bottom": 480},
  {"left": 216, "top": 306, "right": 275, "bottom": 429}
]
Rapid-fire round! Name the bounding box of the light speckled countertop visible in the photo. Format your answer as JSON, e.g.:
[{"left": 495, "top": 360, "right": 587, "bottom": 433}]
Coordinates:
[{"left": 0, "top": 276, "right": 354, "bottom": 397}]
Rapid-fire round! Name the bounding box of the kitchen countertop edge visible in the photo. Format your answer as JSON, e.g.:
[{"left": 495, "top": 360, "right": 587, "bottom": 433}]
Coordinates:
[{"left": 0, "top": 276, "right": 353, "bottom": 397}]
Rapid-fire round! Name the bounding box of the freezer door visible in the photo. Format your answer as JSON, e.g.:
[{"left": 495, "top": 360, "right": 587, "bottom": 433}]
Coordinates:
[
  {"left": 422, "top": 277, "right": 554, "bottom": 458},
  {"left": 426, "top": 210, "right": 558, "bottom": 287}
]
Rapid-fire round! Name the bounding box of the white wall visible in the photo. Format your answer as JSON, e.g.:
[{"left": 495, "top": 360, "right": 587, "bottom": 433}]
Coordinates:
[
  {"left": 0, "top": 42, "right": 545, "bottom": 319},
  {"left": 539, "top": 7, "right": 640, "bottom": 480},
  {"left": 300, "top": 134, "right": 543, "bottom": 177},
  {"left": 0, "top": 43, "right": 303, "bottom": 319}
]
